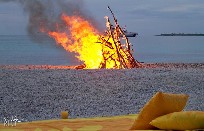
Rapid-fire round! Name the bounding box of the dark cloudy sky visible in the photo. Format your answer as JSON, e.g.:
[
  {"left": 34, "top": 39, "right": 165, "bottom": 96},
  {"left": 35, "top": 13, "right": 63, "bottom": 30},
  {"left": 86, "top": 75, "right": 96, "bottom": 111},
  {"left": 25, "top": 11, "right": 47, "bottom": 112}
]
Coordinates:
[{"left": 0, "top": 0, "right": 204, "bottom": 36}]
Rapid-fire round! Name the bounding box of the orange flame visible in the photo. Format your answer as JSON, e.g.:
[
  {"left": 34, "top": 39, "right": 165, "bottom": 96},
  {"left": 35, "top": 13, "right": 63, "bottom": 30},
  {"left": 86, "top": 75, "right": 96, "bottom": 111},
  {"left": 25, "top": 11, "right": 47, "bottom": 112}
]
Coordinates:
[{"left": 43, "top": 14, "right": 128, "bottom": 69}]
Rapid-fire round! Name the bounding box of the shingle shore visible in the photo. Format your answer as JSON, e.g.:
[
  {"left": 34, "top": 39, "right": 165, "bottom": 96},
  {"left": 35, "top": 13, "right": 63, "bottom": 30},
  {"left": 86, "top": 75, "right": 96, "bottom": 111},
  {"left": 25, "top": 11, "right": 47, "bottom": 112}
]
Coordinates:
[{"left": 0, "top": 63, "right": 203, "bottom": 122}]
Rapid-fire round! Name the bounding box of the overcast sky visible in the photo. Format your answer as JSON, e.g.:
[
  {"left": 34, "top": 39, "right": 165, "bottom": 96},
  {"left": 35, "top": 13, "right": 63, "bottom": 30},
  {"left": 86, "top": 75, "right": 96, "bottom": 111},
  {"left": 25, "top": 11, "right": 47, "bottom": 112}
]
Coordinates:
[{"left": 0, "top": 0, "right": 204, "bottom": 35}]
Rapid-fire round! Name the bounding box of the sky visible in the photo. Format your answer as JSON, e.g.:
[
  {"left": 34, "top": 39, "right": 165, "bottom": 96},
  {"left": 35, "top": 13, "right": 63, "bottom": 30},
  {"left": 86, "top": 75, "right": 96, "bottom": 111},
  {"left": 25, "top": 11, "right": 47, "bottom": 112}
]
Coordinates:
[{"left": 0, "top": 0, "right": 204, "bottom": 36}]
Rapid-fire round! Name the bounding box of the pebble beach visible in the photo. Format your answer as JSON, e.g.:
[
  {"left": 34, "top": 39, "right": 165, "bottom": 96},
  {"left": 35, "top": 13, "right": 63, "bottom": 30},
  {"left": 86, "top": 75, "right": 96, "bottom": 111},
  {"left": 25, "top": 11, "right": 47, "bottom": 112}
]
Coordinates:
[{"left": 0, "top": 63, "right": 204, "bottom": 122}]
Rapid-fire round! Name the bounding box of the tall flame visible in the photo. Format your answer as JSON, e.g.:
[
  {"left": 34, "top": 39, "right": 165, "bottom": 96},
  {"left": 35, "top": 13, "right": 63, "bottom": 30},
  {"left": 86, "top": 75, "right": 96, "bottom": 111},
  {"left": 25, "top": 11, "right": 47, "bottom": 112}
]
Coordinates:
[{"left": 48, "top": 14, "right": 103, "bottom": 69}]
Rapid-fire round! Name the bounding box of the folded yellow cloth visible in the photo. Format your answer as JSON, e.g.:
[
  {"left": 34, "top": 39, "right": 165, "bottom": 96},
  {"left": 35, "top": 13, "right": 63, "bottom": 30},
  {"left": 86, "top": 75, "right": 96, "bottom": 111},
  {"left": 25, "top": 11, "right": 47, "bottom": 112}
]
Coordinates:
[
  {"left": 150, "top": 111, "right": 204, "bottom": 130},
  {"left": 130, "top": 92, "right": 189, "bottom": 130}
]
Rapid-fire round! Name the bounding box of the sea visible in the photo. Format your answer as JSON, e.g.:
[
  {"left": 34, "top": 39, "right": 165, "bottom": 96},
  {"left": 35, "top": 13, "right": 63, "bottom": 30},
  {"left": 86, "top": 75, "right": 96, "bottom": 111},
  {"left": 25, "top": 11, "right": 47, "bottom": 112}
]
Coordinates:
[{"left": 0, "top": 35, "right": 204, "bottom": 65}]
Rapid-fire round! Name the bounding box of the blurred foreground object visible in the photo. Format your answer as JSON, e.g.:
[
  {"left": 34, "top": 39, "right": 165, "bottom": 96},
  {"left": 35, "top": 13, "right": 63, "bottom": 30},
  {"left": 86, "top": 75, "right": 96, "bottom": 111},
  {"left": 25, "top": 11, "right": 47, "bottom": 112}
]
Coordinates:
[
  {"left": 61, "top": 111, "right": 68, "bottom": 119},
  {"left": 150, "top": 111, "right": 204, "bottom": 130},
  {"left": 130, "top": 92, "right": 189, "bottom": 130}
]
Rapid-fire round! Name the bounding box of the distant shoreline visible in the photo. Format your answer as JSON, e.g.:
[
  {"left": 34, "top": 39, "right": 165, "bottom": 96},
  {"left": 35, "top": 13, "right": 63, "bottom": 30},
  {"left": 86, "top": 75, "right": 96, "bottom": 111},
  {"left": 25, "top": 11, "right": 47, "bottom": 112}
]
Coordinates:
[{"left": 155, "top": 33, "right": 204, "bottom": 36}]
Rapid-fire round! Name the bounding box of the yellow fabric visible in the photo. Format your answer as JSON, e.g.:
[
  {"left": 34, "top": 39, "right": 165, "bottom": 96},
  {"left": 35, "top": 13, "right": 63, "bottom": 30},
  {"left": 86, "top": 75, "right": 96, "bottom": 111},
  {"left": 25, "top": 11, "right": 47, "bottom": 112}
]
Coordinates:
[
  {"left": 150, "top": 111, "right": 204, "bottom": 130},
  {"left": 130, "top": 92, "right": 189, "bottom": 130},
  {"left": 0, "top": 114, "right": 137, "bottom": 131}
]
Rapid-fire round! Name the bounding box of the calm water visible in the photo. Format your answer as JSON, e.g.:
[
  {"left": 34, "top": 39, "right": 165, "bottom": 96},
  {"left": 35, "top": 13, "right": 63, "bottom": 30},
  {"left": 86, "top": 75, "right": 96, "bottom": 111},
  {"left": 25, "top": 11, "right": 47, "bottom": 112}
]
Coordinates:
[
  {"left": 0, "top": 35, "right": 204, "bottom": 65},
  {"left": 133, "top": 35, "right": 204, "bottom": 63}
]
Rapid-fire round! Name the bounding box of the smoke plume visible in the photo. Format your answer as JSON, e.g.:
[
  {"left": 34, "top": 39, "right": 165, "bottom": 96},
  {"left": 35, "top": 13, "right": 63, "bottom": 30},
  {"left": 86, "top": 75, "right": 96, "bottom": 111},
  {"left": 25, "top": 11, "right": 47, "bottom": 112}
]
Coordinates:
[{"left": 0, "top": 0, "right": 100, "bottom": 41}]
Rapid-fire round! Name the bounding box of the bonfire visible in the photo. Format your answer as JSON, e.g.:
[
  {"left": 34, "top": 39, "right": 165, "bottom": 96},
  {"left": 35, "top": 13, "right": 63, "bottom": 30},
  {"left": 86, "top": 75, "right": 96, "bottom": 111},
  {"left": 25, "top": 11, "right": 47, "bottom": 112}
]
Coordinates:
[{"left": 42, "top": 6, "right": 141, "bottom": 69}]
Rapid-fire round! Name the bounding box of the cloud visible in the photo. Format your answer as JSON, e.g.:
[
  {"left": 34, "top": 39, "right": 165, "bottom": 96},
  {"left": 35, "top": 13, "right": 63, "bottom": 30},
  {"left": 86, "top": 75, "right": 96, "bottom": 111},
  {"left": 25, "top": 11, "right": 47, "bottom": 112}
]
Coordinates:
[
  {"left": 127, "top": 1, "right": 204, "bottom": 19},
  {"left": 0, "top": 13, "right": 8, "bottom": 15},
  {"left": 159, "top": 4, "right": 204, "bottom": 13}
]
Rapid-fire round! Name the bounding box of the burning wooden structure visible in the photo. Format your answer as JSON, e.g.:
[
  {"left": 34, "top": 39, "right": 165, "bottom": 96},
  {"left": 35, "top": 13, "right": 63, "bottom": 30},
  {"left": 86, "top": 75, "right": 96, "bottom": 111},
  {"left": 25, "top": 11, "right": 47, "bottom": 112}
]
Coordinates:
[
  {"left": 42, "top": 6, "right": 141, "bottom": 69},
  {"left": 96, "top": 6, "right": 141, "bottom": 69}
]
